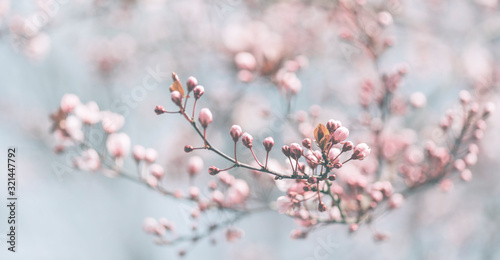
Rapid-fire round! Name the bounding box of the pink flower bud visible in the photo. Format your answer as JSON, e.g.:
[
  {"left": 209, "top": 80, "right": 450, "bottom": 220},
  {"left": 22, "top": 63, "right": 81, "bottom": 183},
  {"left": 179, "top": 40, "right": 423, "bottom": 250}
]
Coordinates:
[
  {"left": 211, "top": 190, "right": 224, "bottom": 204},
  {"left": 332, "top": 126, "right": 349, "bottom": 143},
  {"left": 235, "top": 52, "right": 257, "bottom": 70},
  {"left": 101, "top": 111, "right": 125, "bottom": 133},
  {"left": 318, "top": 201, "right": 326, "bottom": 212},
  {"left": 349, "top": 223, "right": 359, "bottom": 232},
  {"left": 459, "top": 90, "right": 471, "bottom": 104},
  {"left": 133, "top": 145, "right": 146, "bottom": 162},
  {"left": 352, "top": 143, "right": 370, "bottom": 160},
  {"left": 328, "top": 148, "right": 341, "bottom": 164},
  {"left": 142, "top": 217, "right": 159, "bottom": 233},
  {"left": 184, "top": 145, "right": 194, "bottom": 153},
  {"left": 326, "top": 120, "right": 341, "bottom": 132},
  {"left": 145, "top": 148, "right": 158, "bottom": 163},
  {"left": 460, "top": 169, "right": 472, "bottom": 182},
  {"left": 188, "top": 156, "right": 203, "bottom": 176},
  {"left": 230, "top": 125, "right": 243, "bottom": 142},
  {"left": 106, "top": 133, "right": 131, "bottom": 158},
  {"left": 289, "top": 143, "right": 303, "bottom": 160},
  {"left": 389, "top": 193, "right": 404, "bottom": 209},
  {"left": 282, "top": 145, "right": 291, "bottom": 157},
  {"left": 410, "top": 92, "right": 426, "bottom": 108},
  {"left": 171, "top": 91, "right": 183, "bottom": 107},
  {"left": 150, "top": 164, "right": 164, "bottom": 179},
  {"left": 208, "top": 166, "right": 220, "bottom": 175},
  {"left": 342, "top": 141, "right": 354, "bottom": 152},
  {"left": 189, "top": 186, "right": 200, "bottom": 199},
  {"left": 193, "top": 85, "right": 205, "bottom": 99},
  {"left": 186, "top": 76, "right": 198, "bottom": 92},
  {"left": 61, "top": 93, "right": 81, "bottom": 113},
  {"left": 302, "top": 138, "right": 312, "bottom": 149},
  {"left": 154, "top": 105, "right": 167, "bottom": 115},
  {"left": 199, "top": 108, "right": 213, "bottom": 128},
  {"left": 242, "top": 133, "right": 253, "bottom": 148},
  {"left": 263, "top": 137, "right": 275, "bottom": 152},
  {"left": 483, "top": 102, "right": 495, "bottom": 117},
  {"left": 290, "top": 229, "right": 307, "bottom": 239}
]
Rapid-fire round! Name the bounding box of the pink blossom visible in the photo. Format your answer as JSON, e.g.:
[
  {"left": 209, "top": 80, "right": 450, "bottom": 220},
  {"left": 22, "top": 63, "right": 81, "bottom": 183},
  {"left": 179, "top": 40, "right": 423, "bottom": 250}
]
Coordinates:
[
  {"left": 326, "top": 120, "right": 341, "bottom": 132},
  {"left": 263, "top": 137, "right": 275, "bottom": 152},
  {"left": 460, "top": 169, "right": 472, "bottom": 182},
  {"left": 242, "top": 133, "right": 253, "bottom": 148},
  {"left": 75, "top": 101, "right": 101, "bottom": 124},
  {"left": 440, "top": 179, "right": 454, "bottom": 192},
  {"left": 133, "top": 145, "right": 146, "bottom": 162},
  {"left": 189, "top": 186, "right": 200, "bottom": 199},
  {"left": 230, "top": 125, "right": 243, "bottom": 142},
  {"left": 389, "top": 193, "right": 404, "bottom": 209},
  {"left": 464, "top": 153, "right": 478, "bottom": 166},
  {"left": 227, "top": 179, "right": 250, "bottom": 204},
  {"left": 74, "top": 149, "right": 100, "bottom": 171},
  {"left": 193, "top": 85, "right": 204, "bottom": 99},
  {"left": 218, "top": 171, "right": 235, "bottom": 185},
  {"left": 149, "top": 164, "right": 164, "bottom": 179},
  {"left": 332, "top": 126, "right": 349, "bottom": 143},
  {"left": 410, "top": 92, "right": 427, "bottom": 108},
  {"left": 199, "top": 108, "right": 213, "bottom": 128},
  {"left": 302, "top": 138, "right": 312, "bottom": 149},
  {"left": 106, "top": 133, "right": 131, "bottom": 158},
  {"left": 349, "top": 223, "right": 359, "bottom": 232},
  {"left": 171, "top": 91, "right": 183, "bottom": 107},
  {"left": 101, "top": 111, "right": 125, "bottom": 133},
  {"left": 188, "top": 156, "right": 204, "bottom": 176},
  {"left": 211, "top": 190, "right": 225, "bottom": 205},
  {"left": 276, "top": 196, "right": 293, "bottom": 213},
  {"left": 328, "top": 148, "right": 341, "bottom": 164},
  {"left": 145, "top": 148, "right": 158, "bottom": 163},
  {"left": 352, "top": 143, "right": 371, "bottom": 160},
  {"left": 142, "top": 217, "right": 159, "bottom": 234},
  {"left": 235, "top": 52, "right": 257, "bottom": 70},
  {"left": 61, "top": 94, "right": 81, "bottom": 113},
  {"left": 186, "top": 76, "right": 198, "bottom": 92},
  {"left": 289, "top": 143, "right": 302, "bottom": 159},
  {"left": 147, "top": 175, "right": 158, "bottom": 188},
  {"left": 290, "top": 229, "right": 307, "bottom": 239}
]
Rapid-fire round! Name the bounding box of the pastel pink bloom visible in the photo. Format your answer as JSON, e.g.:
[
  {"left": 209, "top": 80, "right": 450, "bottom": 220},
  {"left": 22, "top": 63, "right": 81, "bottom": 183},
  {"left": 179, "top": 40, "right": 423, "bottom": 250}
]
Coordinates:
[
  {"left": 227, "top": 179, "right": 250, "bottom": 204},
  {"left": 171, "top": 91, "right": 183, "bottom": 107},
  {"left": 460, "top": 169, "right": 472, "bottom": 182},
  {"left": 145, "top": 148, "right": 158, "bottom": 163},
  {"left": 191, "top": 208, "right": 200, "bottom": 219},
  {"left": 410, "top": 92, "right": 427, "bottom": 108},
  {"left": 60, "top": 93, "right": 81, "bottom": 113},
  {"left": 226, "top": 227, "right": 244, "bottom": 242},
  {"left": 289, "top": 143, "right": 302, "bottom": 159},
  {"left": 188, "top": 156, "right": 204, "bottom": 176},
  {"left": 218, "top": 171, "right": 235, "bottom": 185},
  {"left": 147, "top": 175, "right": 158, "bottom": 188},
  {"left": 484, "top": 102, "right": 495, "bottom": 117},
  {"left": 159, "top": 218, "right": 175, "bottom": 231},
  {"left": 329, "top": 207, "right": 342, "bottom": 222},
  {"left": 230, "top": 125, "right": 243, "bottom": 142},
  {"left": 75, "top": 101, "right": 101, "bottom": 124},
  {"left": 370, "top": 190, "right": 383, "bottom": 202},
  {"left": 352, "top": 143, "right": 371, "bottom": 160},
  {"left": 453, "top": 159, "right": 466, "bottom": 171},
  {"left": 332, "top": 126, "right": 349, "bottom": 143},
  {"left": 242, "top": 133, "right": 253, "bottom": 148},
  {"left": 211, "top": 190, "right": 225, "bottom": 205},
  {"left": 65, "top": 115, "right": 84, "bottom": 141},
  {"left": 328, "top": 148, "right": 341, "bottom": 164},
  {"left": 290, "top": 229, "right": 306, "bottom": 239},
  {"left": 74, "top": 149, "right": 100, "bottom": 171},
  {"left": 142, "top": 217, "right": 159, "bottom": 233},
  {"left": 234, "top": 52, "right": 257, "bottom": 70},
  {"left": 389, "top": 193, "right": 404, "bottom": 209},
  {"left": 276, "top": 196, "right": 293, "bottom": 213},
  {"left": 302, "top": 138, "right": 312, "bottom": 149},
  {"left": 263, "top": 137, "right": 275, "bottom": 152},
  {"left": 189, "top": 186, "right": 200, "bottom": 199},
  {"left": 133, "top": 145, "right": 146, "bottom": 162},
  {"left": 106, "top": 133, "right": 131, "bottom": 158},
  {"left": 238, "top": 70, "right": 253, "bottom": 82},
  {"left": 464, "top": 153, "right": 478, "bottom": 166},
  {"left": 193, "top": 85, "right": 204, "bottom": 99},
  {"left": 306, "top": 153, "right": 319, "bottom": 169},
  {"left": 173, "top": 189, "right": 184, "bottom": 198},
  {"left": 149, "top": 164, "right": 164, "bottom": 179},
  {"left": 309, "top": 105, "right": 321, "bottom": 118},
  {"left": 101, "top": 111, "right": 125, "bottom": 133},
  {"left": 459, "top": 90, "right": 471, "bottom": 104},
  {"left": 199, "top": 108, "right": 213, "bottom": 128},
  {"left": 326, "top": 120, "right": 341, "bottom": 132},
  {"left": 279, "top": 72, "right": 302, "bottom": 95},
  {"left": 186, "top": 76, "right": 198, "bottom": 92}
]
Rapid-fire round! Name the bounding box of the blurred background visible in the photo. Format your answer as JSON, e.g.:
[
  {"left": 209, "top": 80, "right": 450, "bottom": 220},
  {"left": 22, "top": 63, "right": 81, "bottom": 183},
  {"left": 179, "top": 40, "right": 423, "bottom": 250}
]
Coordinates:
[{"left": 1, "top": 0, "right": 500, "bottom": 259}]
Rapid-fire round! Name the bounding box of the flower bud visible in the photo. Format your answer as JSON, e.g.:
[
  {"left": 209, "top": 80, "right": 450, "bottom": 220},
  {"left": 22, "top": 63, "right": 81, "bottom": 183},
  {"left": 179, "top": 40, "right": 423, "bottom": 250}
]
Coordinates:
[
  {"left": 133, "top": 145, "right": 146, "bottom": 162},
  {"left": 263, "top": 137, "right": 274, "bottom": 152},
  {"left": 302, "top": 138, "right": 312, "bottom": 149},
  {"left": 208, "top": 166, "right": 220, "bottom": 175},
  {"left": 351, "top": 143, "right": 371, "bottom": 160},
  {"left": 150, "top": 164, "right": 164, "bottom": 179},
  {"left": 230, "top": 125, "right": 243, "bottom": 142},
  {"left": 318, "top": 201, "right": 326, "bottom": 212},
  {"left": 308, "top": 177, "right": 317, "bottom": 184},
  {"left": 459, "top": 90, "right": 471, "bottom": 104},
  {"left": 145, "top": 148, "right": 158, "bottom": 163},
  {"left": 242, "top": 133, "right": 253, "bottom": 148},
  {"left": 199, "top": 108, "right": 213, "bottom": 128},
  {"left": 326, "top": 120, "right": 341, "bottom": 133},
  {"left": 154, "top": 105, "right": 167, "bottom": 115},
  {"left": 342, "top": 141, "right": 354, "bottom": 152},
  {"left": 184, "top": 145, "right": 194, "bottom": 153},
  {"left": 186, "top": 76, "right": 198, "bottom": 92},
  {"left": 171, "top": 91, "right": 183, "bottom": 107},
  {"left": 193, "top": 85, "right": 205, "bottom": 100},
  {"left": 188, "top": 156, "right": 204, "bottom": 176},
  {"left": 289, "top": 143, "right": 303, "bottom": 160},
  {"left": 61, "top": 93, "right": 81, "bottom": 113},
  {"left": 332, "top": 126, "right": 349, "bottom": 143},
  {"left": 483, "top": 102, "right": 495, "bottom": 118},
  {"left": 328, "top": 175, "right": 336, "bottom": 181},
  {"left": 282, "top": 145, "right": 290, "bottom": 157}
]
